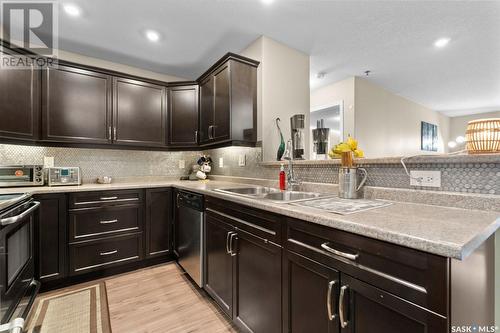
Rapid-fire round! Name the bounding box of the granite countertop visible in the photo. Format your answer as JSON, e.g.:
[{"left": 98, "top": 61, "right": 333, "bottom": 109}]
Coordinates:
[{"left": 1, "top": 178, "right": 498, "bottom": 260}]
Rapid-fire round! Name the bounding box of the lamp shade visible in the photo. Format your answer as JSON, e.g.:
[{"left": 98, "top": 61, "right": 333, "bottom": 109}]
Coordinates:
[{"left": 465, "top": 118, "right": 500, "bottom": 154}]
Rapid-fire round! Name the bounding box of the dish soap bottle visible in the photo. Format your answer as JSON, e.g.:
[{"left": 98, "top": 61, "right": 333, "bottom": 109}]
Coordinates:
[{"left": 279, "top": 164, "right": 286, "bottom": 190}]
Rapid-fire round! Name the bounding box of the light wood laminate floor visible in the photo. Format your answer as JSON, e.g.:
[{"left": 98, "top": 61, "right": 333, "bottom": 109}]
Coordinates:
[{"left": 105, "top": 263, "right": 237, "bottom": 333}]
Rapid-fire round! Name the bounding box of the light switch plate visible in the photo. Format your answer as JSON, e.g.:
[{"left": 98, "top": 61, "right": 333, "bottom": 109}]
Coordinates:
[
  {"left": 219, "top": 157, "right": 224, "bottom": 168},
  {"left": 178, "top": 160, "right": 185, "bottom": 169},
  {"left": 238, "top": 154, "right": 246, "bottom": 166},
  {"left": 410, "top": 170, "right": 441, "bottom": 188},
  {"left": 43, "top": 156, "right": 54, "bottom": 168}
]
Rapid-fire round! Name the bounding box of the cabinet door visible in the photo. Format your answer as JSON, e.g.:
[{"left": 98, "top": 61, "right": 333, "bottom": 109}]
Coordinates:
[
  {"left": 145, "top": 188, "right": 171, "bottom": 258},
  {"left": 199, "top": 76, "right": 214, "bottom": 144},
  {"left": 168, "top": 85, "right": 199, "bottom": 146},
  {"left": 204, "top": 212, "right": 234, "bottom": 317},
  {"left": 233, "top": 229, "right": 282, "bottom": 333},
  {"left": 113, "top": 77, "right": 166, "bottom": 146},
  {"left": 34, "top": 194, "right": 67, "bottom": 283},
  {"left": 42, "top": 65, "right": 112, "bottom": 144},
  {"left": 283, "top": 250, "right": 340, "bottom": 333},
  {"left": 213, "top": 64, "right": 231, "bottom": 141},
  {"left": 339, "top": 274, "right": 447, "bottom": 333},
  {"left": 0, "top": 51, "right": 40, "bottom": 140}
]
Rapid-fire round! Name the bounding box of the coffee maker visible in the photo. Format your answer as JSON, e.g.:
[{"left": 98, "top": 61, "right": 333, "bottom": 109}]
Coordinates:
[
  {"left": 312, "top": 119, "right": 330, "bottom": 160},
  {"left": 290, "top": 114, "right": 305, "bottom": 159}
]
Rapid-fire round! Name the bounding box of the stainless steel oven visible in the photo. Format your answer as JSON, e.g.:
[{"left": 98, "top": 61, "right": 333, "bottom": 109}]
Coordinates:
[
  {"left": 0, "top": 194, "right": 40, "bottom": 333},
  {"left": 0, "top": 166, "right": 44, "bottom": 187}
]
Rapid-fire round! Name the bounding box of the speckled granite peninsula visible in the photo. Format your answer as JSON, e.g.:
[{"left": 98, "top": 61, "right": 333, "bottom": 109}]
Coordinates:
[{"left": 1, "top": 176, "right": 498, "bottom": 260}]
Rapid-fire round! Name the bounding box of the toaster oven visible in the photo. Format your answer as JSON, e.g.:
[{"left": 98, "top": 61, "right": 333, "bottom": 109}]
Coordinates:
[{"left": 0, "top": 166, "right": 44, "bottom": 187}]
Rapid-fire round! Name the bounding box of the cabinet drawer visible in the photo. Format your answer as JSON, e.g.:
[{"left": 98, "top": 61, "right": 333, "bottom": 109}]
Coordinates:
[
  {"left": 69, "top": 233, "right": 143, "bottom": 275},
  {"left": 69, "top": 189, "right": 143, "bottom": 208},
  {"left": 205, "top": 196, "right": 282, "bottom": 245},
  {"left": 69, "top": 204, "right": 142, "bottom": 241},
  {"left": 285, "top": 218, "right": 449, "bottom": 316}
]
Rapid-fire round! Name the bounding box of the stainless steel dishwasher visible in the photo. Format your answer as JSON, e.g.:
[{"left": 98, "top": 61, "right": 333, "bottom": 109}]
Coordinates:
[{"left": 175, "top": 190, "right": 204, "bottom": 287}]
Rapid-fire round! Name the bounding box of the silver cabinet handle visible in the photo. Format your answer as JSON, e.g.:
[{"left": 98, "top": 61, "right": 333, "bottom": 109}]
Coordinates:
[
  {"left": 229, "top": 233, "right": 238, "bottom": 256},
  {"left": 211, "top": 125, "right": 216, "bottom": 138},
  {"left": 339, "top": 285, "right": 349, "bottom": 329},
  {"left": 327, "top": 280, "right": 338, "bottom": 321},
  {"left": 99, "top": 196, "right": 118, "bottom": 201},
  {"left": 100, "top": 219, "right": 118, "bottom": 224},
  {"left": 321, "top": 242, "right": 359, "bottom": 261},
  {"left": 108, "top": 126, "right": 112, "bottom": 140},
  {"left": 194, "top": 130, "right": 199, "bottom": 143},
  {"left": 225, "top": 232, "right": 233, "bottom": 254},
  {"left": 0, "top": 201, "right": 40, "bottom": 226},
  {"left": 99, "top": 250, "right": 118, "bottom": 256},
  {"left": 113, "top": 127, "right": 117, "bottom": 140},
  {"left": 176, "top": 193, "right": 180, "bottom": 208},
  {"left": 208, "top": 126, "right": 213, "bottom": 139}
]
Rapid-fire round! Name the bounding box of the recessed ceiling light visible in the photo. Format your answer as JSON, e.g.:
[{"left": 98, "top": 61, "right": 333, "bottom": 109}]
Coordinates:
[
  {"left": 261, "top": 0, "right": 274, "bottom": 5},
  {"left": 455, "top": 136, "right": 465, "bottom": 143},
  {"left": 63, "top": 4, "right": 81, "bottom": 17},
  {"left": 145, "top": 30, "right": 160, "bottom": 42},
  {"left": 434, "top": 37, "right": 450, "bottom": 48},
  {"left": 448, "top": 141, "right": 457, "bottom": 148}
]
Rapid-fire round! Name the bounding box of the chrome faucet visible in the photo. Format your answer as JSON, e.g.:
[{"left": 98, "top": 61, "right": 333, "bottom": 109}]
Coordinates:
[{"left": 283, "top": 140, "right": 301, "bottom": 191}]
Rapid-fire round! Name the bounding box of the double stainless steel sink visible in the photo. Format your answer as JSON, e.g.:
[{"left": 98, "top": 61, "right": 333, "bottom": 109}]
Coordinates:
[{"left": 214, "top": 186, "right": 328, "bottom": 203}]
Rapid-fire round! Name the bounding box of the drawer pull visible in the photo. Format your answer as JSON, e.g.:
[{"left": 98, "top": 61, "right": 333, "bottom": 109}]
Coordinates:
[
  {"left": 321, "top": 242, "right": 359, "bottom": 261},
  {"left": 99, "top": 250, "right": 118, "bottom": 256},
  {"left": 100, "top": 219, "right": 118, "bottom": 224},
  {"left": 100, "top": 196, "right": 118, "bottom": 201}
]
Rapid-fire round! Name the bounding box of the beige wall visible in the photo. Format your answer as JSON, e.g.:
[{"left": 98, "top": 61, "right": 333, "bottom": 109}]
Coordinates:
[
  {"left": 241, "top": 36, "right": 310, "bottom": 161},
  {"left": 310, "top": 77, "right": 355, "bottom": 142},
  {"left": 310, "top": 77, "right": 450, "bottom": 157},
  {"left": 354, "top": 77, "right": 450, "bottom": 157},
  {"left": 449, "top": 111, "right": 500, "bottom": 151}
]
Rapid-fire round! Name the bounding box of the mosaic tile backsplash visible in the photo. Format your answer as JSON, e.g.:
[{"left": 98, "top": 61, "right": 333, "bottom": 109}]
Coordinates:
[
  {"left": 0, "top": 144, "right": 200, "bottom": 182},
  {"left": 204, "top": 147, "right": 500, "bottom": 195},
  {"left": 1, "top": 144, "right": 498, "bottom": 195}
]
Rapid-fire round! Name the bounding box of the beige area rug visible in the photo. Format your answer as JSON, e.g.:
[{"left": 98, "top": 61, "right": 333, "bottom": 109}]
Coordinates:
[
  {"left": 105, "top": 263, "right": 236, "bottom": 333},
  {"left": 25, "top": 282, "right": 111, "bottom": 333}
]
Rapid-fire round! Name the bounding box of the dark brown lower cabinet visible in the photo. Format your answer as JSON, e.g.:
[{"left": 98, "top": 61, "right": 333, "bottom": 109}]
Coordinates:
[
  {"left": 145, "top": 188, "right": 172, "bottom": 258},
  {"left": 205, "top": 213, "right": 234, "bottom": 317},
  {"left": 204, "top": 209, "right": 282, "bottom": 333},
  {"left": 339, "top": 274, "right": 447, "bottom": 333},
  {"left": 34, "top": 193, "right": 67, "bottom": 283},
  {"left": 233, "top": 229, "right": 281, "bottom": 333},
  {"left": 283, "top": 250, "right": 340, "bottom": 333}
]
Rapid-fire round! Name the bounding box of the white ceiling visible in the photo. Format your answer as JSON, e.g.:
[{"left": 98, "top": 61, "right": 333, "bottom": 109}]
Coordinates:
[{"left": 53, "top": 0, "right": 500, "bottom": 116}]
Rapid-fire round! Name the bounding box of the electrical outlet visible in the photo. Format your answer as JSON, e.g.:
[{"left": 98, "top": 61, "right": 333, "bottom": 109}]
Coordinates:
[
  {"left": 178, "top": 160, "right": 185, "bottom": 169},
  {"left": 43, "top": 156, "right": 54, "bottom": 168},
  {"left": 219, "top": 157, "right": 224, "bottom": 168},
  {"left": 410, "top": 170, "right": 441, "bottom": 188},
  {"left": 238, "top": 154, "right": 246, "bottom": 166}
]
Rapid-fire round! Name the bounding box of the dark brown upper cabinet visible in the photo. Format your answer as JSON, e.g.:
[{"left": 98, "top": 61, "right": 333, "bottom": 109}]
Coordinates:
[
  {"left": 42, "top": 65, "right": 112, "bottom": 144},
  {"left": 113, "top": 77, "right": 166, "bottom": 147},
  {"left": 168, "top": 84, "right": 199, "bottom": 147},
  {"left": 0, "top": 51, "right": 40, "bottom": 141},
  {"left": 197, "top": 53, "right": 258, "bottom": 146}
]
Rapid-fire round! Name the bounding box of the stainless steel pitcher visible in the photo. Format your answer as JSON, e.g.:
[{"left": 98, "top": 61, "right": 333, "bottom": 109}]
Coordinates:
[{"left": 338, "top": 167, "right": 368, "bottom": 199}]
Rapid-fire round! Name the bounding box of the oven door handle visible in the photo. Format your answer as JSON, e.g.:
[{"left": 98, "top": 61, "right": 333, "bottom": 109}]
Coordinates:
[{"left": 0, "top": 201, "right": 40, "bottom": 226}]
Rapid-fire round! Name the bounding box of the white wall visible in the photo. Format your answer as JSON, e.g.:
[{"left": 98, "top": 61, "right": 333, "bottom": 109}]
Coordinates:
[
  {"left": 56, "top": 49, "right": 187, "bottom": 82},
  {"left": 241, "top": 36, "right": 310, "bottom": 161},
  {"left": 310, "top": 77, "right": 355, "bottom": 142},
  {"left": 354, "top": 77, "right": 450, "bottom": 157}
]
